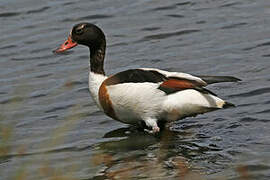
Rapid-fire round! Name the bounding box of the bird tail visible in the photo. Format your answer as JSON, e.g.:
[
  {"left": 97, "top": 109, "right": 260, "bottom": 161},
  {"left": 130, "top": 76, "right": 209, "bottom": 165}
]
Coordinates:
[
  {"left": 222, "top": 101, "right": 235, "bottom": 109},
  {"left": 197, "top": 75, "right": 241, "bottom": 84}
]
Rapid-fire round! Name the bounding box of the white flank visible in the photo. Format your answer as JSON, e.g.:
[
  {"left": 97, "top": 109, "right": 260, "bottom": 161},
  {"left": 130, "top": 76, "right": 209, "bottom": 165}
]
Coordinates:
[
  {"left": 106, "top": 82, "right": 164, "bottom": 124},
  {"left": 162, "top": 89, "right": 225, "bottom": 121},
  {"left": 106, "top": 82, "right": 225, "bottom": 124}
]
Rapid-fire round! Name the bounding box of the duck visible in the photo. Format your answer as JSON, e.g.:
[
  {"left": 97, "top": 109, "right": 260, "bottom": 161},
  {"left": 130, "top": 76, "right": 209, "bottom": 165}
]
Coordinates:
[{"left": 54, "top": 22, "right": 240, "bottom": 133}]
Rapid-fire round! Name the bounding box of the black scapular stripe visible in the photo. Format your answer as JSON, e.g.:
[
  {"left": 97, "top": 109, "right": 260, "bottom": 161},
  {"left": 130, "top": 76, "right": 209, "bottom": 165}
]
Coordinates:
[{"left": 105, "top": 69, "right": 168, "bottom": 85}]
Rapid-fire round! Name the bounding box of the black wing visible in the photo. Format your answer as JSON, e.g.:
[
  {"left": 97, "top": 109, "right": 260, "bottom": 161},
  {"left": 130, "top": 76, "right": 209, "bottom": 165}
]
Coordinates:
[{"left": 104, "top": 69, "right": 168, "bottom": 85}]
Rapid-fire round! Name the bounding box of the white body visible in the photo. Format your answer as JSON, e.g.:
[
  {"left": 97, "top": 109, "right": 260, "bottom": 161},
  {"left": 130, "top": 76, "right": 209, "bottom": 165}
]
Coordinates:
[{"left": 89, "top": 68, "right": 226, "bottom": 130}]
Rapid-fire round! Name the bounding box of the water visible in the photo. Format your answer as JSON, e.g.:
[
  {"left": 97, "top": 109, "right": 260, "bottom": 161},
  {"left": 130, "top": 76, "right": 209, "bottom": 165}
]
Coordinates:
[{"left": 1, "top": 0, "right": 270, "bottom": 179}]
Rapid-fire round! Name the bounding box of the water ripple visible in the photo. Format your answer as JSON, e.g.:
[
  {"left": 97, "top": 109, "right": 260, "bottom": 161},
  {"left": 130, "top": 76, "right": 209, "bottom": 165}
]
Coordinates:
[
  {"left": 0, "top": 96, "right": 24, "bottom": 105},
  {"left": 175, "top": 2, "right": 192, "bottom": 6},
  {"left": 141, "top": 27, "right": 161, "bottom": 31},
  {"left": 26, "top": 6, "right": 50, "bottom": 14},
  {"left": 221, "top": 22, "right": 247, "bottom": 29},
  {"left": 45, "top": 104, "right": 74, "bottom": 113},
  {"left": 226, "top": 123, "right": 241, "bottom": 129},
  {"left": 240, "top": 117, "right": 257, "bottom": 122},
  {"left": 229, "top": 87, "right": 270, "bottom": 98},
  {"left": 30, "top": 93, "right": 47, "bottom": 99},
  {"left": 0, "top": 144, "right": 94, "bottom": 160},
  {"left": 243, "top": 41, "right": 270, "bottom": 51},
  {"left": 220, "top": 2, "right": 241, "bottom": 8},
  {"left": 152, "top": 5, "right": 177, "bottom": 11},
  {"left": 0, "top": 12, "right": 21, "bottom": 17},
  {"left": 77, "top": 14, "right": 114, "bottom": 20},
  {"left": 41, "top": 115, "right": 58, "bottom": 120},
  {"left": 0, "top": 45, "right": 17, "bottom": 50},
  {"left": 11, "top": 54, "right": 55, "bottom": 61},
  {"left": 256, "top": 109, "right": 270, "bottom": 114},
  {"left": 166, "top": 14, "right": 185, "bottom": 18},
  {"left": 141, "top": 29, "right": 200, "bottom": 41},
  {"left": 62, "top": 14, "right": 113, "bottom": 22},
  {"left": 0, "top": 6, "right": 50, "bottom": 19},
  {"left": 34, "top": 73, "right": 53, "bottom": 78},
  {"left": 179, "top": 123, "right": 204, "bottom": 130}
]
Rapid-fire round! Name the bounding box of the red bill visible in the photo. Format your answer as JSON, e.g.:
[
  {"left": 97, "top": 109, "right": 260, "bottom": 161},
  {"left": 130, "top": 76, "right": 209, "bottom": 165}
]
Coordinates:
[{"left": 53, "top": 36, "right": 77, "bottom": 53}]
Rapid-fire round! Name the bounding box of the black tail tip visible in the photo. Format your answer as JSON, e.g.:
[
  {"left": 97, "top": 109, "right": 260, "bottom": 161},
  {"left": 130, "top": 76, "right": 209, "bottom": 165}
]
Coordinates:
[
  {"left": 233, "top": 77, "right": 242, "bottom": 82},
  {"left": 223, "top": 101, "right": 235, "bottom": 108}
]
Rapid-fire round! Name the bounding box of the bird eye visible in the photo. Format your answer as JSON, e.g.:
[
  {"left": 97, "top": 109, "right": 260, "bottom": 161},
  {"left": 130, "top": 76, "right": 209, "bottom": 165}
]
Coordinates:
[
  {"left": 75, "top": 27, "right": 84, "bottom": 35},
  {"left": 74, "top": 24, "right": 86, "bottom": 35}
]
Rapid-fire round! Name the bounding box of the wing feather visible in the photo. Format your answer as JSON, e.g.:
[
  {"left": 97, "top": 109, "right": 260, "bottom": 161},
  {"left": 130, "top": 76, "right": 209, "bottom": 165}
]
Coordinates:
[{"left": 103, "top": 68, "right": 215, "bottom": 95}]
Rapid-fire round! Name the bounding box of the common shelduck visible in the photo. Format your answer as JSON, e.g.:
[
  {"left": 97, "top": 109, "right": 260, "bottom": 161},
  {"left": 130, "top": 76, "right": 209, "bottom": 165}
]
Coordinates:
[{"left": 54, "top": 23, "right": 240, "bottom": 133}]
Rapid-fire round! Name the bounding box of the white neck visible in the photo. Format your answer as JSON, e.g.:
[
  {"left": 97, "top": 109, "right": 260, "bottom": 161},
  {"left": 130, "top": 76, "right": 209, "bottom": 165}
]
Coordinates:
[{"left": 88, "top": 71, "right": 107, "bottom": 109}]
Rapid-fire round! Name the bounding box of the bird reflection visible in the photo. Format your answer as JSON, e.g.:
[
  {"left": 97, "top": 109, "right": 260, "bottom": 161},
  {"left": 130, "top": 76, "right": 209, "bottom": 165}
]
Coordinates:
[{"left": 91, "top": 126, "right": 209, "bottom": 180}]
